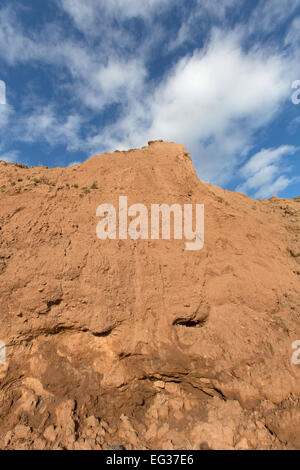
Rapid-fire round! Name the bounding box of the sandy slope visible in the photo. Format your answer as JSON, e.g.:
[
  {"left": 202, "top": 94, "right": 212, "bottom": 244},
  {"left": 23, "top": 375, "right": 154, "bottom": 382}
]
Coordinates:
[{"left": 0, "top": 141, "right": 299, "bottom": 450}]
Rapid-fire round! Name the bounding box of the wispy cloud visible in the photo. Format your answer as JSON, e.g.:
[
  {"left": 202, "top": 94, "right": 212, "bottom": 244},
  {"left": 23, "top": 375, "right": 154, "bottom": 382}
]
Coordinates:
[
  {"left": 237, "top": 146, "right": 299, "bottom": 198},
  {"left": 285, "top": 16, "right": 300, "bottom": 46},
  {"left": 249, "top": 0, "right": 300, "bottom": 34},
  {"left": 15, "top": 105, "right": 84, "bottom": 151},
  {"left": 59, "top": 0, "right": 171, "bottom": 27}
]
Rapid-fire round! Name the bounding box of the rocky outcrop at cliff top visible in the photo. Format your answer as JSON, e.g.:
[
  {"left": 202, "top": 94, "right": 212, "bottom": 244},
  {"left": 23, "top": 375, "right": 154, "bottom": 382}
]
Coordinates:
[{"left": 0, "top": 141, "right": 299, "bottom": 450}]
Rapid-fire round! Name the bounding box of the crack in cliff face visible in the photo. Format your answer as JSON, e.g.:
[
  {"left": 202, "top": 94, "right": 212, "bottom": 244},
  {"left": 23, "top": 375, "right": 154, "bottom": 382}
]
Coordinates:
[
  {"left": 7, "top": 322, "right": 122, "bottom": 347},
  {"left": 263, "top": 423, "right": 287, "bottom": 447},
  {"left": 134, "top": 373, "right": 227, "bottom": 403}
]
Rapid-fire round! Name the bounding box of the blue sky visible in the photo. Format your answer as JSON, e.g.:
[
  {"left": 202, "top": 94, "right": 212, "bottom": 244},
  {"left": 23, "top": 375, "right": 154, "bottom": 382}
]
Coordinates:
[{"left": 0, "top": 0, "right": 300, "bottom": 198}]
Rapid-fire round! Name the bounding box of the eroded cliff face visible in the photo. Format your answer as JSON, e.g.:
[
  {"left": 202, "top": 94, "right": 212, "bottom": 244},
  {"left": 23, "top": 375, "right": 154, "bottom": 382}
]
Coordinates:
[{"left": 0, "top": 141, "right": 299, "bottom": 450}]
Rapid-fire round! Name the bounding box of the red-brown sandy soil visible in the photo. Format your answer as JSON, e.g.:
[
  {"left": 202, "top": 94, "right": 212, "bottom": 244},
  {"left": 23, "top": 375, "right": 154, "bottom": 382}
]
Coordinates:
[{"left": 0, "top": 141, "right": 299, "bottom": 450}]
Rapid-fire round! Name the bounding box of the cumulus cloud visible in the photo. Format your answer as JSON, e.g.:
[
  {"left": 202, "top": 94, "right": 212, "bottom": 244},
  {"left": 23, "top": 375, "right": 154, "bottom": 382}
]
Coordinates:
[{"left": 87, "top": 30, "right": 296, "bottom": 185}]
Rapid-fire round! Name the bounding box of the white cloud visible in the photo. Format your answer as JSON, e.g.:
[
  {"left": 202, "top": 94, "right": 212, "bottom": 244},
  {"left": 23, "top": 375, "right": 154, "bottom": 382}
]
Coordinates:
[
  {"left": 96, "top": 59, "right": 143, "bottom": 95},
  {"left": 239, "top": 146, "right": 297, "bottom": 178},
  {"left": 16, "top": 106, "right": 84, "bottom": 151},
  {"left": 0, "top": 8, "right": 32, "bottom": 65},
  {"left": 60, "top": 0, "right": 171, "bottom": 28},
  {"left": 195, "top": 0, "right": 239, "bottom": 21},
  {"left": 88, "top": 30, "right": 296, "bottom": 185},
  {"left": 151, "top": 33, "right": 285, "bottom": 136},
  {"left": 0, "top": 5, "right": 147, "bottom": 113},
  {"left": 249, "top": 0, "right": 300, "bottom": 34},
  {"left": 167, "top": 0, "right": 239, "bottom": 52},
  {"left": 0, "top": 7, "right": 89, "bottom": 68},
  {"left": 285, "top": 16, "right": 300, "bottom": 46},
  {"left": 78, "top": 58, "right": 147, "bottom": 110},
  {"left": 0, "top": 150, "right": 20, "bottom": 163},
  {"left": 254, "top": 176, "right": 294, "bottom": 199},
  {"left": 103, "top": 0, "right": 170, "bottom": 17},
  {"left": 237, "top": 146, "right": 299, "bottom": 198},
  {"left": 59, "top": 0, "right": 96, "bottom": 32}
]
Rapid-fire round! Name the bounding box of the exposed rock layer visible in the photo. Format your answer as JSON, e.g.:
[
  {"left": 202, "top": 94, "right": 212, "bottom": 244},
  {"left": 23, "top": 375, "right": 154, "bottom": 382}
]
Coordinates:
[{"left": 0, "top": 141, "right": 299, "bottom": 450}]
